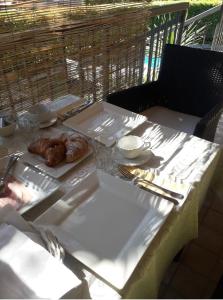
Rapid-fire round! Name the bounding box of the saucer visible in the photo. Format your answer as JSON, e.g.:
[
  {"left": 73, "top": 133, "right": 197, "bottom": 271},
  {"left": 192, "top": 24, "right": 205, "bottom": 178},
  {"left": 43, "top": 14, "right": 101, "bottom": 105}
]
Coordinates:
[
  {"left": 112, "top": 147, "right": 153, "bottom": 167},
  {"left": 39, "top": 117, "right": 57, "bottom": 129}
]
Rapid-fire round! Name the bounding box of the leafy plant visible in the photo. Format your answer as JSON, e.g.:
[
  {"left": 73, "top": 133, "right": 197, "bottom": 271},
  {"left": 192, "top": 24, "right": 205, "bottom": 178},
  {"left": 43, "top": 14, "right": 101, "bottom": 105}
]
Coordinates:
[
  {"left": 152, "top": 0, "right": 222, "bottom": 41},
  {"left": 181, "top": 20, "right": 210, "bottom": 46}
]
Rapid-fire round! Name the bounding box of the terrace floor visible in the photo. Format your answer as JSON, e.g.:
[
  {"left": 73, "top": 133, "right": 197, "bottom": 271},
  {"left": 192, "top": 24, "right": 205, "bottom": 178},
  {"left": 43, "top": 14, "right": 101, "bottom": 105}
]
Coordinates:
[{"left": 158, "top": 186, "right": 223, "bottom": 299}]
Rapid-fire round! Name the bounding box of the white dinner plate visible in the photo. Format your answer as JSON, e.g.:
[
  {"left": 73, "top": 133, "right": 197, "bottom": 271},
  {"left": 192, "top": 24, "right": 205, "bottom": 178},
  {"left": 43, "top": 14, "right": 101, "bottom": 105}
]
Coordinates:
[
  {"left": 35, "top": 170, "right": 173, "bottom": 290},
  {"left": 112, "top": 147, "right": 153, "bottom": 167},
  {"left": 0, "top": 156, "right": 59, "bottom": 214},
  {"left": 63, "top": 102, "right": 147, "bottom": 147}
]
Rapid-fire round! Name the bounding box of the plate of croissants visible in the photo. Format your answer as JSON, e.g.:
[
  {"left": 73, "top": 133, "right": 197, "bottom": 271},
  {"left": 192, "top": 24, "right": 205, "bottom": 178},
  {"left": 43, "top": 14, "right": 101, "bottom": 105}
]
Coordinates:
[{"left": 21, "top": 133, "right": 92, "bottom": 178}]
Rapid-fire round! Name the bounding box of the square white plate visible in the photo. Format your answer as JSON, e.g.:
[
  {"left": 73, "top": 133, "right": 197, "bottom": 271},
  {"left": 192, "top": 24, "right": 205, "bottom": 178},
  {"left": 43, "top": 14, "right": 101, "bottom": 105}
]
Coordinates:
[
  {"left": 63, "top": 102, "right": 147, "bottom": 147},
  {"left": 20, "top": 128, "right": 93, "bottom": 179},
  {"left": 0, "top": 157, "right": 59, "bottom": 214},
  {"left": 35, "top": 170, "right": 173, "bottom": 290},
  {"left": 21, "top": 146, "right": 93, "bottom": 179}
]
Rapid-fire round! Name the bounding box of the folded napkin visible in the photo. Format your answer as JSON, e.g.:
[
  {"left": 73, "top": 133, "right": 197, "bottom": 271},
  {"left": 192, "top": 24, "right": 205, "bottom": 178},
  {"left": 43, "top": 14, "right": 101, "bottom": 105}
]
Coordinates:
[
  {"left": 0, "top": 206, "right": 81, "bottom": 299},
  {"left": 0, "top": 224, "right": 81, "bottom": 299},
  {"left": 47, "top": 94, "right": 84, "bottom": 118},
  {"left": 46, "top": 94, "right": 81, "bottom": 113},
  {"left": 125, "top": 166, "right": 192, "bottom": 202}
]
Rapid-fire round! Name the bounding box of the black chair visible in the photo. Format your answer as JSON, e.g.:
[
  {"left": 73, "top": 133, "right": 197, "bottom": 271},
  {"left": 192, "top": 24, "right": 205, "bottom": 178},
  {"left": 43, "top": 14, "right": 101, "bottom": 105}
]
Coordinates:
[{"left": 107, "top": 44, "right": 223, "bottom": 141}]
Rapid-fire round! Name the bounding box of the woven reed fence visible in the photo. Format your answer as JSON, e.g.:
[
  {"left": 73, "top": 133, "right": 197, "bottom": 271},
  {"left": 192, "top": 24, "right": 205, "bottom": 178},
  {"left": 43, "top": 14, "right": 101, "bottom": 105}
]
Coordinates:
[{"left": 0, "top": 2, "right": 150, "bottom": 112}]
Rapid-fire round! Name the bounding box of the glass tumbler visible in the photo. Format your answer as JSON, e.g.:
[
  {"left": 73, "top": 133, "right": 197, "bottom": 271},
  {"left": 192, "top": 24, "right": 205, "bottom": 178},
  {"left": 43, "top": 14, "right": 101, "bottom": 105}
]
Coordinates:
[
  {"left": 90, "top": 138, "right": 117, "bottom": 174},
  {"left": 17, "top": 111, "right": 40, "bottom": 141}
]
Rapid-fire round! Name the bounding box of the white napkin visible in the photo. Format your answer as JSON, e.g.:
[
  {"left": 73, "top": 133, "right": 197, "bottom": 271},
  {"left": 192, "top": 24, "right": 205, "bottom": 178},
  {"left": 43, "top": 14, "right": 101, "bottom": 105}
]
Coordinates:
[
  {"left": 0, "top": 205, "right": 43, "bottom": 246},
  {"left": 0, "top": 206, "right": 81, "bottom": 299},
  {"left": 0, "top": 223, "right": 81, "bottom": 299},
  {"left": 47, "top": 94, "right": 81, "bottom": 115}
]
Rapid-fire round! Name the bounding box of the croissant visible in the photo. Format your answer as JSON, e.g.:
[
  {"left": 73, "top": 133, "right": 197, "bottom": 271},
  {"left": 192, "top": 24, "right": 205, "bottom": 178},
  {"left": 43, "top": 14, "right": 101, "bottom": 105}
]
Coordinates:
[
  {"left": 28, "top": 134, "right": 89, "bottom": 167},
  {"left": 65, "top": 135, "right": 89, "bottom": 163},
  {"left": 44, "top": 141, "right": 66, "bottom": 167},
  {"left": 28, "top": 138, "right": 52, "bottom": 157}
]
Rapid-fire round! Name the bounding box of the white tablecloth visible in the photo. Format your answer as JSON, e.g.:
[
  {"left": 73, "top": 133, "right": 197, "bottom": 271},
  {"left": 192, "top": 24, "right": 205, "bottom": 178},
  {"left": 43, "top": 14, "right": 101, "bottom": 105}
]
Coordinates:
[{"left": 0, "top": 115, "right": 220, "bottom": 298}]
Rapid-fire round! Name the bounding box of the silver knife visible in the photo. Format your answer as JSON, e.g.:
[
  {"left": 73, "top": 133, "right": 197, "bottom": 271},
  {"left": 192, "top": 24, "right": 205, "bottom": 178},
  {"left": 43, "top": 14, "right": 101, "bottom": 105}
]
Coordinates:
[
  {"left": 23, "top": 162, "right": 54, "bottom": 179},
  {"left": 137, "top": 182, "right": 179, "bottom": 205},
  {"left": 63, "top": 100, "right": 94, "bottom": 119}
]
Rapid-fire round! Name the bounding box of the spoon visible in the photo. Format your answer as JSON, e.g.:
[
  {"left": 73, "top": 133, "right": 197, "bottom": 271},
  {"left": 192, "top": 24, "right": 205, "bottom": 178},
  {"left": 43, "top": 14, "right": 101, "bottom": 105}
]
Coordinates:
[{"left": 0, "top": 155, "right": 19, "bottom": 193}]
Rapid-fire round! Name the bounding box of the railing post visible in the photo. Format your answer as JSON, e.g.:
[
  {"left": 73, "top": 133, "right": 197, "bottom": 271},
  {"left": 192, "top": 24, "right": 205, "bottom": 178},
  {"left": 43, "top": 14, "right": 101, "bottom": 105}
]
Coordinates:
[{"left": 176, "top": 9, "right": 187, "bottom": 45}]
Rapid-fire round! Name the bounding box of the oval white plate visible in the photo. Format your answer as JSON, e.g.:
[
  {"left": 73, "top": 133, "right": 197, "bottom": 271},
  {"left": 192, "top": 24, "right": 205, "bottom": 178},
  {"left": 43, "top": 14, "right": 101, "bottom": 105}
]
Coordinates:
[
  {"left": 39, "top": 117, "right": 57, "bottom": 129},
  {"left": 112, "top": 147, "right": 153, "bottom": 167}
]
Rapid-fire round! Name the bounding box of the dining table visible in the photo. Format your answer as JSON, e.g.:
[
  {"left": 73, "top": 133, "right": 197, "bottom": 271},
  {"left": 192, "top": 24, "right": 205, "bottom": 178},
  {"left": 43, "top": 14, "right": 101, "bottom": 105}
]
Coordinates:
[{"left": 0, "top": 95, "right": 221, "bottom": 299}]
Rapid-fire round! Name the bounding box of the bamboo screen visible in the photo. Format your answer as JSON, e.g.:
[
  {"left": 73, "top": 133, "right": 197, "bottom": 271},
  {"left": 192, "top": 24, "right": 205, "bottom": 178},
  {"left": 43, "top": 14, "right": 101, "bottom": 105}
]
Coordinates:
[{"left": 0, "top": 2, "right": 150, "bottom": 112}]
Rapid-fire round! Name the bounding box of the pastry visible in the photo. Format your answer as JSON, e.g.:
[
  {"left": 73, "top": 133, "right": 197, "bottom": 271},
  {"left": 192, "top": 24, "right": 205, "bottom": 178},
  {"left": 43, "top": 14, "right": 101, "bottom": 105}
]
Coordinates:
[
  {"left": 65, "top": 135, "right": 89, "bottom": 163},
  {"left": 43, "top": 140, "right": 66, "bottom": 167},
  {"left": 28, "top": 138, "right": 52, "bottom": 157},
  {"left": 27, "top": 133, "right": 88, "bottom": 167}
]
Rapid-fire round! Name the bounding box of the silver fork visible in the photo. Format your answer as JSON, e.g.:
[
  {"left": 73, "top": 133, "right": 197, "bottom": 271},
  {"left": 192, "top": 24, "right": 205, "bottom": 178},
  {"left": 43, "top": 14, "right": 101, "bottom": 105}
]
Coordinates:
[
  {"left": 0, "top": 155, "right": 20, "bottom": 193},
  {"left": 119, "top": 165, "right": 184, "bottom": 201},
  {"left": 29, "top": 223, "right": 65, "bottom": 261},
  {"left": 45, "top": 230, "right": 65, "bottom": 261}
]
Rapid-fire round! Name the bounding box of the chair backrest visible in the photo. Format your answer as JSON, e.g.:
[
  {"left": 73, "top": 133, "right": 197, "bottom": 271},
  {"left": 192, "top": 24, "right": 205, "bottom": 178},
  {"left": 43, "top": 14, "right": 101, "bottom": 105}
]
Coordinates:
[{"left": 158, "top": 44, "right": 223, "bottom": 117}]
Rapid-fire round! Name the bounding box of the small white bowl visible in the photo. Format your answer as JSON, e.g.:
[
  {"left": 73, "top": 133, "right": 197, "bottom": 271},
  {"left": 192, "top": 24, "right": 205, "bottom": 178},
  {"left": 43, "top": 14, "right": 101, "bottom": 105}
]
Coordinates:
[
  {"left": 28, "top": 103, "right": 55, "bottom": 123},
  {"left": 117, "top": 135, "right": 144, "bottom": 159},
  {"left": 0, "top": 122, "right": 16, "bottom": 137}
]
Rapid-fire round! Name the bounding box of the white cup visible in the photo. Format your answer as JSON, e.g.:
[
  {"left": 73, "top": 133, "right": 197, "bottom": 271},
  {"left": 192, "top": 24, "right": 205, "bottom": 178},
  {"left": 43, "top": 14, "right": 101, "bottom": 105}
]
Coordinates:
[{"left": 117, "top": 135, "right": 148, "bottom": 159}]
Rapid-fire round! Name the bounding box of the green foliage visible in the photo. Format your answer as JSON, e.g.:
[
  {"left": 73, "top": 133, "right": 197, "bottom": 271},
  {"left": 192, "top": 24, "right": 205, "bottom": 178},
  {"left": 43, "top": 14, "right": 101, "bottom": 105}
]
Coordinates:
[
  {"left": 152, "top": 0, "right": 222, "bottom": 41},
  {"left": 181, "top": 20, "right": 208, "bottom": 45},
  {"left": 187, "top": 1, "right": 221, "bottom": 41}
]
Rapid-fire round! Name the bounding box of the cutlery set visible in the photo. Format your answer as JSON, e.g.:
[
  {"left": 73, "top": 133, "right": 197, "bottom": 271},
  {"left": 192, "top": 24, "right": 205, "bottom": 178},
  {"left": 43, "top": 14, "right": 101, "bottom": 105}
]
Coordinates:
[
  {"left": 57, "top": 100, "right": 93, "bottom": 121},
  {"left": 118, "top": 165, "right": 185, "bottom": 205}
]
